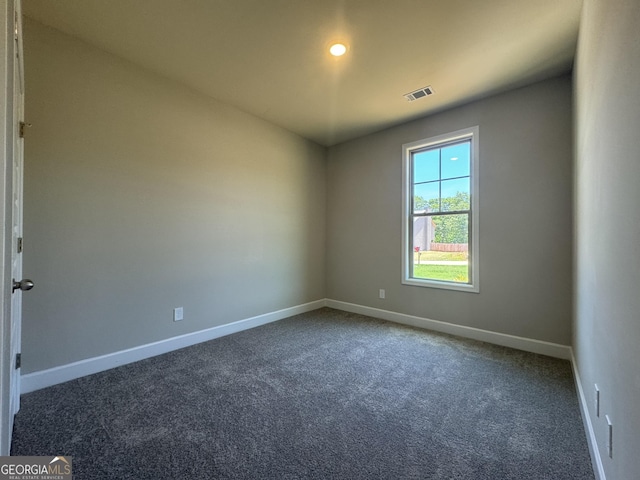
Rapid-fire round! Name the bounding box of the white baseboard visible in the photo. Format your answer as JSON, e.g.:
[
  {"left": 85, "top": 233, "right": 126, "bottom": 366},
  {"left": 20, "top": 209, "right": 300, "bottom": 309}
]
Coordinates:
[
  {"left": 22, "top": 298, "right": 572, "bottom": 394},
  {"left": 325, "top": 299, "right": 572, "bottom": 359},
  {"left": 571, "top": 348, "right": 606, "bottom": 480},
  {"left": 21, "top": 299, "right": 326, "bottom": 394},
  {"left": 23, "top": 297, "right": 598, "bottom": 476}
]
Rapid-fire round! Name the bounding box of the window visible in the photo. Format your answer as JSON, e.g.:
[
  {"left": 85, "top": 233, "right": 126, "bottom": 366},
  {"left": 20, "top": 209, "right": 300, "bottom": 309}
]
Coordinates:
[{"left": 402, "top": 126, "right": 479, "bottom": 292}]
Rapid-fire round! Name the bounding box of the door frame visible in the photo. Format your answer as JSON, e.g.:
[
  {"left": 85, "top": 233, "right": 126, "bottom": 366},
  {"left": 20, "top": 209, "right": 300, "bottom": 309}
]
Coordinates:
[{"left": 0, "top": 0, "right": 22, "bottom": 456}]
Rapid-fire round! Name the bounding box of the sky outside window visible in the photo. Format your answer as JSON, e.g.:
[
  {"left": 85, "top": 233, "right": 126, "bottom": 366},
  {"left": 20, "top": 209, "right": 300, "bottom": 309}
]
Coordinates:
[{"left": 413, "top": 140, "right": 471, "bottom": 207}]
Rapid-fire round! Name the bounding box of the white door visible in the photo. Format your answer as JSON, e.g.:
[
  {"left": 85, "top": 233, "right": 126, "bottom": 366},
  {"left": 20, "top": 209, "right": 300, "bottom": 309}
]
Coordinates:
[
  {"left": 0, "top": 0, "right": 26, "bottom": 454},
  {"left": 10, "top": 0, "right": 26, "bottom": 420}
]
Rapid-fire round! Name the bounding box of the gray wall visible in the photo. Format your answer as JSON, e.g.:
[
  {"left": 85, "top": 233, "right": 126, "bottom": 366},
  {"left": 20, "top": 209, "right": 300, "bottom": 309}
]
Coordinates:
[
  {"left": 22, "top": 20, "right": 326, "bottom": 373},
  {"left": 327, "top": 76, "right": 573, "bottom": 345},
  {"left": 574, "top": 0, "right": 640, "bottom": 478}
]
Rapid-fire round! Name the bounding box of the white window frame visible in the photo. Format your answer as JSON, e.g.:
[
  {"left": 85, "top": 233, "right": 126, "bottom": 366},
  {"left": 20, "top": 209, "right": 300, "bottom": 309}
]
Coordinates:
[{"left": 401, "top": 126, "right": 479, "bottom": 293}]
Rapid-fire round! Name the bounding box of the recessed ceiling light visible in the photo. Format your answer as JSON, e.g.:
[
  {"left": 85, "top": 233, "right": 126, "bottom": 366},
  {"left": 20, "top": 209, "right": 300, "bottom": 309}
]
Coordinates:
[
  {"left": 329, "top": 43, "right": 347, "bottom": 56},
  {"left": 451, "top": 157, "right": 459, "bottom": 161}
]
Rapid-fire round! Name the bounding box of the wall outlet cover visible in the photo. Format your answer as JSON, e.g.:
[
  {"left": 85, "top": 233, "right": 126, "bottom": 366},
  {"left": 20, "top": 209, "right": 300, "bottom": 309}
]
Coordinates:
[{"left": 606, "top": 415, "right": 613, "bottom": 458}]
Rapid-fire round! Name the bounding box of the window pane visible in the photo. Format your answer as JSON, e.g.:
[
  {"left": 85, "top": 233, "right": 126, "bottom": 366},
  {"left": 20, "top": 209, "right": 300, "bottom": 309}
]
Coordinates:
[
  {"left": 432, "top": 213, "right": 468, "bottom": 245},
  {"left": 440, "top": 178, "right": 470, "bottom": 211},
  {"left": 441, "top": 142, "right": 470, "bottom": 180},
  {"left": 412, "top": 213, "right": 469, "bottom": 284},
  {"left": 412, "top": 216, "right": 436, "bottom": 252},
  {"left": 413, "top": 149, "right": 439, "bottom": 183},
  {"left": 413, "top": 182, "right": 439, "bottom": 213}
]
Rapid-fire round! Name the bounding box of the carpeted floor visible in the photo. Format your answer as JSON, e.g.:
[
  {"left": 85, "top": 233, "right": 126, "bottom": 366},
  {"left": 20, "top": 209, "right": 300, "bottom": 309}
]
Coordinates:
[{"left": 12, "top": 308, "right": 594, "bottom": 479}]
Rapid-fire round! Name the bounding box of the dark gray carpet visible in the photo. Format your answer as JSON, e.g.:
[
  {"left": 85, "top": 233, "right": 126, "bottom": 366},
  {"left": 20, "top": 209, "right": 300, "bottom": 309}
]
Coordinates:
[{"left": 12, "top": 308, "right": 594, "bottom": 479}]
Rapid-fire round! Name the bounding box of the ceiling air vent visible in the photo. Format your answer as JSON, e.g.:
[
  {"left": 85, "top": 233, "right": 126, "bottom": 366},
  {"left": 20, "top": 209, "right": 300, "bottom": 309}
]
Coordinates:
[{"left": 404, "top": 86, "right": 434, "bottom": 102}]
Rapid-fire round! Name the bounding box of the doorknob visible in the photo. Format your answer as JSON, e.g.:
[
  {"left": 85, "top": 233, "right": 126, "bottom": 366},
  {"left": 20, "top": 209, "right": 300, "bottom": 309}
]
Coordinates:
[{"left": 12, "top": 278, "right": 34, "bottom": 293}]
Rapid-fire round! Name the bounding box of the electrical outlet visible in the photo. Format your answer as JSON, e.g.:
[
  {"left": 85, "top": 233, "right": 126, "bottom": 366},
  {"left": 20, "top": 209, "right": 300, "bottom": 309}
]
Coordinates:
[
  {"left": 379, "top": 289, "right": 385, "bottom": 299},
  {"left": 605, "top": 415, "right": 613, "bottom": 458},
  {"left": 173, "top": 307, "right": 184, "bottom": 322},
  {"left": 595, "top": 384, "right": 600, "bottom": 417}
]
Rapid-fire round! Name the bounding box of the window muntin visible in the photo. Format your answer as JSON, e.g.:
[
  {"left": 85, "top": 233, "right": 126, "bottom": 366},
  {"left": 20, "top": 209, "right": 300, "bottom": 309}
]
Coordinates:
[{"left": 402, "top": 127, "right": 479, "bottom": 292}]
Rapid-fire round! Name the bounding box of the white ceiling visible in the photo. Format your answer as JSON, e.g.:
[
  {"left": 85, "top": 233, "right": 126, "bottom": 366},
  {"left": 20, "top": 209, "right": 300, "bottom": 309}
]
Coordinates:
[{"left": 22, "top": 0, "right": 583, "bottom": 146}]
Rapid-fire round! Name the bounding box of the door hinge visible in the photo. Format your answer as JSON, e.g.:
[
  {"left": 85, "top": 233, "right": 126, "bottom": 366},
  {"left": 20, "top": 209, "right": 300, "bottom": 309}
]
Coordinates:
[
  {"left": 15, "top": 353, "right": 21, "bottom": 370},
  {"left": 19, "top": 122, "right": 31, "bottom": 138},
  {"left": 17, "top": 237, "right": 23, "bottom": 253}
]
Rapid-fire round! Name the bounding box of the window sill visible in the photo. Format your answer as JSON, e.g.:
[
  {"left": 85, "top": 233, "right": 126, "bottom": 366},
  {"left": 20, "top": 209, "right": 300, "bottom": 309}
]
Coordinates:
[{"left": 402, "top": 277, "right": 479, "bottom": 293}]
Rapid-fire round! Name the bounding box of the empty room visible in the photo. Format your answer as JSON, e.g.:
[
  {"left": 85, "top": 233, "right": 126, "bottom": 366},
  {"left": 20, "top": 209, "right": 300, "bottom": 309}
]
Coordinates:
[{"left": 1, "top": 0, "right": 638, "bottom": 479}]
